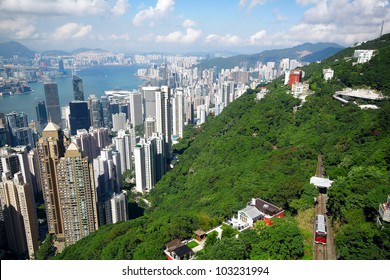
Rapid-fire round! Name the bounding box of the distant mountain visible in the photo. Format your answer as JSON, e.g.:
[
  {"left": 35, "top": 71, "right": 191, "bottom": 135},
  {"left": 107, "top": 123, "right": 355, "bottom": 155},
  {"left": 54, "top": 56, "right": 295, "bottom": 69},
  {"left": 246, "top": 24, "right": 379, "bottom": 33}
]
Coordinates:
[
  {"left": 41, "top": 50, "right": 71, "bottom": 56},
  {"left": 72, "top": 48, "right": 108, "bottom": 54},
  {"left": 198, "top": 42, "right": 344, "bottom": 69},
  {"left": 0, "top": 41, "right": 36, "bottom": 59},
  {"left": 301, "top": 47, "right": 344, "bottom": 62}
]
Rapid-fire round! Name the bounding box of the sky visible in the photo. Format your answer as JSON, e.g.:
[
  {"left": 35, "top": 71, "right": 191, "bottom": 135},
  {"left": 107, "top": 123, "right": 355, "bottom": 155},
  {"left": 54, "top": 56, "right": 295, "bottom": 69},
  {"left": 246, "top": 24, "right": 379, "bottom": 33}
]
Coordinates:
[{"left": 0, "top": 0, "right": 389, "bottom": 54}]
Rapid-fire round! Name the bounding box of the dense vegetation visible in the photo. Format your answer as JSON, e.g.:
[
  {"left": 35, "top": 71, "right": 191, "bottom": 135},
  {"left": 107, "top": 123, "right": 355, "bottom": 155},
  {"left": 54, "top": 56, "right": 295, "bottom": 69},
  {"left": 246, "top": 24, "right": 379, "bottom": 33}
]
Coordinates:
[{"left": 56, "top": 35, "right": 390, "bottom": 260}]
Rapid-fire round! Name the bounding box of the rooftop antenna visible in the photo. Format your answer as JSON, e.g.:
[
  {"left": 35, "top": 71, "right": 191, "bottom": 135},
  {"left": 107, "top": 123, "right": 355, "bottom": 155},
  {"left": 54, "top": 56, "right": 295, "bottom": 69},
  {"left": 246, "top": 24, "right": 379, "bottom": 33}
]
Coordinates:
[{"left": 380, "top": 20, "right": 384, "bottom": 38}]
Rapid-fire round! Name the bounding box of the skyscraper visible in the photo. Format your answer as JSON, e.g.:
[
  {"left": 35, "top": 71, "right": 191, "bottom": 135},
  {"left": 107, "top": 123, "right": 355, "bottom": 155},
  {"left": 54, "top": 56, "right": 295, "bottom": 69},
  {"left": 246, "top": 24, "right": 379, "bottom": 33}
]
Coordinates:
[
  {"left": 69, "top": 101, "right": 90, "bottom": 135},
  {"left": 172, "top": 89, "right": 185, "bottom": 139},
  {"left": 129, "top": 92, "right": 143, "bottom": 127},
  {"left": 114, "top": 130, "right": 132, "bottom": 173},
  {"left": 112, "top": 113, "right": 127, "bottom": 132},
  {"left": 57, "top": 143, "right": 98, "bottom": 245},
  {"left": 36, "top": 121, "right": 67, "bottom": 240},
  {"left": 88, "top": 95, "right": 102, "bottom": 128},
  {"left": 155, "top": 86, "right": 172, "bottom": 156},
  {"left": 72, "top": 75, "right": 84, "bottom": 101},
  {"left": 142, "top": 86, "right": 159, "bottom": 119},
  {"left": 35, "top": 98, "right": 48, "bottom": 131},
  {"left": 0, "top": 172, "right": 39, "bottom": 259},
  {"left": 144, "top": 117, "right": 156, "bottom": 139},
  {"left": 44, "top": 82, "right": 62, "bottom": 127},
  {"left": 100, "top": 96, "right": 112, "bottom": 128}
]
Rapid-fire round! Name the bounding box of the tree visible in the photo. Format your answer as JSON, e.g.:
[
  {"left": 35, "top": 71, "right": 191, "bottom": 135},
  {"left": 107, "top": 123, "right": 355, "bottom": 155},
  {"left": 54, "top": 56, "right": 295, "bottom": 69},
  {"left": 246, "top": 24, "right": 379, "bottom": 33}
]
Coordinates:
[
  {"left": 35, "top": 234, "right": 56, "bottom": 260},
  {"left": 250, "top": 219, "right": 304, "bottom": 260}
]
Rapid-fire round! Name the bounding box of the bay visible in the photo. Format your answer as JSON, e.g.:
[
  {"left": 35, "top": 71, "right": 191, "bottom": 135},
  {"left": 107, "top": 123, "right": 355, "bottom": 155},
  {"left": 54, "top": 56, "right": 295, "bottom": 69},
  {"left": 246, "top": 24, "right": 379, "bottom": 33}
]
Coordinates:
[{"left": 0, "top": 65, "right": 145, "bottom": 122}]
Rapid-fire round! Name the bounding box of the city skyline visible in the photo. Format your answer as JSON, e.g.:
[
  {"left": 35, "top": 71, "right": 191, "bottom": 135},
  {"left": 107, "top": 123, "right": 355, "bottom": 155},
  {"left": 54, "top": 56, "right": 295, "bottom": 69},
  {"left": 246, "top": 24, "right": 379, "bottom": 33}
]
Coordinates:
[{"left": 0, "top": 0, "right": 389, "bottom": 54}]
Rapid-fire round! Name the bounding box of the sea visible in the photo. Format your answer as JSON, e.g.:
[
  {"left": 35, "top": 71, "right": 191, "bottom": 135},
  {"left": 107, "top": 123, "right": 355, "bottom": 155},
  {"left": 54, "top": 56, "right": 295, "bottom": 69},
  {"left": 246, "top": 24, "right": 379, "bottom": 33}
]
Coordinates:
[{"left": 0, "top": 65, "right": 145, "bottom": 122}]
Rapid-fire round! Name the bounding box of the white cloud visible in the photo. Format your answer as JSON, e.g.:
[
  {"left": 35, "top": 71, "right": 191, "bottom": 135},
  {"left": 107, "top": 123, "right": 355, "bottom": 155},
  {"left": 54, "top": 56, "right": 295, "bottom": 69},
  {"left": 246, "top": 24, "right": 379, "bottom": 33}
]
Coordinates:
[
  {"left": 52, "top": 23, "right": 92, "bottom": 40},
  {"left": 0, "top": 0, "right": 113, "bottom": 16},
  {"left": 133, "top": 0, "right": 174, "bottom": 26},
  {"left": 295, "top": 0, "right": 322, "bottom": 5},
  {"left": 108, "top": 33, "right": 131, "bottom": 40},
  {"left": 250, "top": 30, "right": 267, "bottom": 45},
  {"left": 156, "top": 28, "right": 202, "bottom": 44},
  {"left": 205, "top": 34, "right": 242, "bottom": 45},
  {"left": 239, "top": 0, "right": 269, "bottom": 11},
  {"left": 0, "top": 17, "right": 36, "bottom": 39},
  {"left": 182, "top": 19, "right": 196, "bottom": 28},
  {"left": 111, "top": 0, "right": 131, "bottom": 16}
]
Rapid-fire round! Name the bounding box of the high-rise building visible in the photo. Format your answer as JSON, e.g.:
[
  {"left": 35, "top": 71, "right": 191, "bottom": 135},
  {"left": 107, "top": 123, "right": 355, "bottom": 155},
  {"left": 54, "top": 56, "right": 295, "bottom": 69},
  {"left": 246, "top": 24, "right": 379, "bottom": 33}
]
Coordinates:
[
  {"left": 57, "top": 143, "right": 98, "bottom": 246},
  {"left": 5, "top": 112, "right": 31, "bottom": 147},
  {"left": 88, "top": 95, "right": 102, "bottom": 128},
  {"left": 112, "top": 113, "right": 127, "bottom": 132},
  {"left": 0, "top": 146, "right": 33, "bottom": 191},
  {"left": 0, "top": 120, "right": 7, "bottom": 148},
  {"left": 69, "top": 101, "right": 90, "bottom": 135},
  {"left": 142, "top": 86, "right": 159, "bottom": 119},
  {"left": 144, "top": 117, "right": 156, "bottom": 139},
  {"left": 155, "top": 86, "right": 172, "bottom": 155},
  {"left": 93, "top": 147, "right": 122, "bottom": 226},
  {"left": 100, "top": 96, "right": 112, "bottom": 128},
  {"left": 134, "top": 134, "right": 166, "bottom": 194},
  {"left": 129, "top": 92, "right": 143, "bottom": 127},
  {"left": 44, "top": 82, "right": 62, "bottom": 127},
  {"left": 36, "top": 121, "right": 67, "bottom": 240},
  {"left": 289, "top": 70, "right": 303, "bottom": 86},
  {"left": 114, "top": 130, "right": 132, "bottom": 174},
  {"left": 172, "top": 89, "right": 184, "bottom": 139},
  {"left": 110, "top": 191, "right": 128, "bottom": 224},
  {"left": 72, "top": 75, "right": 84, "bottom": 101},
  {"left": 35, "top": 98, "right": 48, "bottom": 131},
  {"left": 27, "top": 149, "right": 41, "bottom": 195},
  {"left": 0, "top": 172, "right": 38, "bottom": 259},
  {"left": 61, "top": 105, "right": 70, "bottom": 132}
]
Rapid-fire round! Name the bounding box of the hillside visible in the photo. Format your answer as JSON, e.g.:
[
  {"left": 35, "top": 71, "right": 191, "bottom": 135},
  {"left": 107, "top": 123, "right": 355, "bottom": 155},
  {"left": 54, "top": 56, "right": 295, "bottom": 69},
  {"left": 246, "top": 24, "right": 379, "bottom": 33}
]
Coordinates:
[
  {"left": 0, "top": 41, "right": 36, "bottom": 59},
  {"left": 55, "top": 35, "right": 390, "bottom": 260},
  {"left": 197, "top": 42, "right": 344, "bottom": 69}
]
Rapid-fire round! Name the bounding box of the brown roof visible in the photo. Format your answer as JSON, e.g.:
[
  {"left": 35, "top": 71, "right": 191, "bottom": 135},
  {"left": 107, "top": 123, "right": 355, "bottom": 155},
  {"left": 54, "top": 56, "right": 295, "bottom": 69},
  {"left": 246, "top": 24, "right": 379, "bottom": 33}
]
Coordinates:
[
  {"left": 194, "top": 229, "right": 206, "bottom": 236},
  {"left": 165, "top": 239, "right": 182, "bottom": 252},
  {"left": 253, "top": 198, "right": 283, "bottom": 216}
]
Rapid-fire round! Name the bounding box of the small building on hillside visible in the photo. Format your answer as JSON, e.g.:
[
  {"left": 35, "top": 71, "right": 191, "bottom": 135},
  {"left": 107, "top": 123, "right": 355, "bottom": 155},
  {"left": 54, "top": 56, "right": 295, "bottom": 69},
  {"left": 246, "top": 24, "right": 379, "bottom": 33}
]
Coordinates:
[
  {"left": 164, "top": 239, "right": 194, "bottom": 260},
  {"left": 379, "top": 196, "right": 390, "bottom": 223},
  {"left": 353, "top": 50, "right": 374, "bottom": 64},
  {"left": 236, "top": 198, "right": 285, "bottom": 227},
  {"left": 323, "top": 68, "right": 334, "bottom": 81}
]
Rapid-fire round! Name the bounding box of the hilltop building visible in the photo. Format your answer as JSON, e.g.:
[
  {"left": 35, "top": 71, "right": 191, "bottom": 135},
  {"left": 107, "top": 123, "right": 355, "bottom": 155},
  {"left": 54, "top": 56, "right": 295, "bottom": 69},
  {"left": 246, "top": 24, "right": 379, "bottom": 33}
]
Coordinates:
[{"left": 353, "top": 50, "right": 374, "bottom": 64}]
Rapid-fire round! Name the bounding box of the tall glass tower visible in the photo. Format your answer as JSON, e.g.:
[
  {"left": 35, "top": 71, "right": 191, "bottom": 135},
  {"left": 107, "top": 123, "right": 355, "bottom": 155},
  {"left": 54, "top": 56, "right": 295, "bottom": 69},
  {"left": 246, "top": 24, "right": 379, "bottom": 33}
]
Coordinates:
[
  {"left": 72, "top": 75, "right": 84, "bottom": 101},
  {"left": 44, "top": 82, "right": 62, "bottom": 127}
]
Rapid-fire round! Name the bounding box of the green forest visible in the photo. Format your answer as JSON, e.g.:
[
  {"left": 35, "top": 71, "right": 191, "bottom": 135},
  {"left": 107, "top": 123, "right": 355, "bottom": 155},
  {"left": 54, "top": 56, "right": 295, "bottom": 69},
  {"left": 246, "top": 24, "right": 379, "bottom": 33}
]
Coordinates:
[{"left": 53, "top": 34, "right": 390, "bottom": 260}]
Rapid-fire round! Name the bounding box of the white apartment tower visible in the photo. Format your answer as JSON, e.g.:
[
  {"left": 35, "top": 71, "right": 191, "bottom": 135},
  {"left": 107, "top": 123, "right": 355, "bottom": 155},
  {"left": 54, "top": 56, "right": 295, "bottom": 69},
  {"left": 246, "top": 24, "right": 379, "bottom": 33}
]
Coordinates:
[
  {"left": 112, "top": 112, "right": 127, "bottom": 132},
  {"left": 172, "top": 89, "right": 185, "bottom": 139},
  {"left": 129, "top": 92, "right": 143, "bottom": 126},
  {"left": 110, "top": 190, "right": 128, "bottom": 223},
  {"left": 114, "top": 130, "right": 132, "bottom": 174}
]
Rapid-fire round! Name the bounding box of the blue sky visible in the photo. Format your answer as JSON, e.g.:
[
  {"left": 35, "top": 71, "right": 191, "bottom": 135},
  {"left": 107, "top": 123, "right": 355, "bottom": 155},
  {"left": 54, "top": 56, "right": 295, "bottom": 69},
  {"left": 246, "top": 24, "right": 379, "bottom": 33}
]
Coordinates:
[{"left": 0, "top": 0, "right": 389, "bottom": 53}]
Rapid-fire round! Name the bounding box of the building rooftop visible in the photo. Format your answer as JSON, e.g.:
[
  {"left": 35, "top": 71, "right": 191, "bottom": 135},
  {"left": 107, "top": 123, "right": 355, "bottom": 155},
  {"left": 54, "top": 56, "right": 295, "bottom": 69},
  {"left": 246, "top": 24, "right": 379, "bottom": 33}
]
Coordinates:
[
  {"left": 43, "top": 121, "right": 60, "bottom": 132},
  {"left": 310, "top": 176, "right": 334, "bottom": 188},
  {"left": 253, "top": 198, "right": 283, "bottom": 216},
  {"left": 240, "top": 205, "right": 263, "bottom": 220},
  {"left": 335, "top": 88, "right": 384, "bottom": 100},
  {"left": 165, "top": 239, "right": 182, "bottom": 252},
  {"left": 172, "top": 245, "right": 193, "bottom": 258}
]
